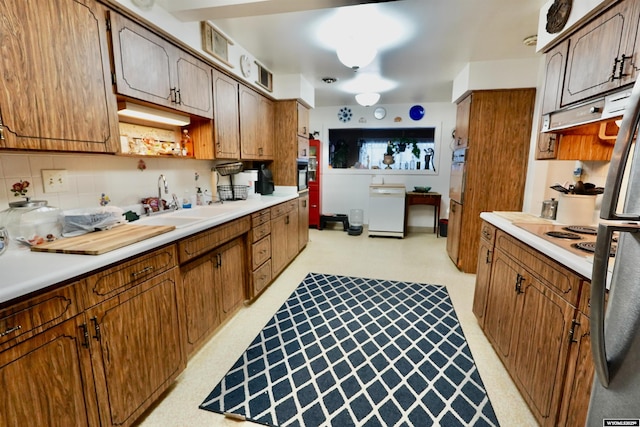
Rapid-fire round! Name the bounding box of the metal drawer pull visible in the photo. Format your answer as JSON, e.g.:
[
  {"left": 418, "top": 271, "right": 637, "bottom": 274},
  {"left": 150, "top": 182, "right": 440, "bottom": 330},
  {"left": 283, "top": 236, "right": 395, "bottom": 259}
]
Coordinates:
[
  {"left": 131, "top": 266, "right": 154, "bottom": 278},
  {"left": 0, "top": 325, "right": 22, "bottom": 337},
  {"left": 80, "top": 324, "right": 90, "bottom": 348},
  {"left": 91, "top": 317, "right": 101, "bottom": 341}
]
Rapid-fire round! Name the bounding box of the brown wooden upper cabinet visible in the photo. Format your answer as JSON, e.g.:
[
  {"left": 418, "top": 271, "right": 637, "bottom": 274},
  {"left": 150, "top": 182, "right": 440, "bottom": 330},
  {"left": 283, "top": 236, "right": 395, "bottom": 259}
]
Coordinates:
[
  {"left": 0, "top": 0, "right": 119, "bottom": 153},
  {"left": 297, "top": 102, "right": 310, "bottom": 137},
  {"left": 108, "top": 12, "right": 213, "bottom": 119},
  {"left": 212, "top": 70, "right": 240, "bottom": 159},
  {"left": 561, "top": 0, "right": 640, "bottom": 107},
  {"left": 239, "top": 84, "right": 274, "bottom": 160},
  {"left": 454, "top": 95, "right": 471, "bottom": 148}
]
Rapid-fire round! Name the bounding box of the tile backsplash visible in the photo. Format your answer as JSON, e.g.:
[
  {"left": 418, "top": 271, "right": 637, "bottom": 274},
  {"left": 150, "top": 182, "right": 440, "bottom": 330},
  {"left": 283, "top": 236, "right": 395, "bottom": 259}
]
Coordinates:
[{"left": 0, "top": 152, "right": 216, "bottom": 212}]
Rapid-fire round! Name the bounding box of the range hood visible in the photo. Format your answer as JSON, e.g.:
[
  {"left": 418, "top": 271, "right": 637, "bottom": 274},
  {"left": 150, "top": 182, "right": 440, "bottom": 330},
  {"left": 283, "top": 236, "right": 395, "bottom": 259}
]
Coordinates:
[{"left": 541, "top": 88, "right": 632, "bottom": 133}]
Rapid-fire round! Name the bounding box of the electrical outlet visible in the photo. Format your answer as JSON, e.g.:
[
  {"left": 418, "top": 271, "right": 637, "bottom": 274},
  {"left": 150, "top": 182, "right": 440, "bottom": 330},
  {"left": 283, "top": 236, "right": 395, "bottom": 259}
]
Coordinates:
[{"left": 42, "top": 169, "right": 69, "bottom": 193}]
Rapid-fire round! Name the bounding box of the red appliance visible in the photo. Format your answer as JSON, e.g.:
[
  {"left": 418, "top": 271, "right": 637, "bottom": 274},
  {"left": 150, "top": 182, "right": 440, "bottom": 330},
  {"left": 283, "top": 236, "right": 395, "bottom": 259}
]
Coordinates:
[{"left": 308, "top": 139, "right": 321, "bottom": 229}]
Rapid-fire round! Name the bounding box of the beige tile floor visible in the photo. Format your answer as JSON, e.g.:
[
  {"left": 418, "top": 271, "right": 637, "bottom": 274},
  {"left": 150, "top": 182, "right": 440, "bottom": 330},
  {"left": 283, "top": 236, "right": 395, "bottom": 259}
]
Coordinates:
[{"left": 137, "top": 228, "right": 538, "bottom": 426}]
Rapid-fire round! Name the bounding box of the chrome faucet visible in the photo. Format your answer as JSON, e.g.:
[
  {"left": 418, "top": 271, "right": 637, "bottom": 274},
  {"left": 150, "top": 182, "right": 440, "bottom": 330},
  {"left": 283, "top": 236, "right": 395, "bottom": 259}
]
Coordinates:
[{"left": 158, "top": 174, "right": 168, "bottom": 211}]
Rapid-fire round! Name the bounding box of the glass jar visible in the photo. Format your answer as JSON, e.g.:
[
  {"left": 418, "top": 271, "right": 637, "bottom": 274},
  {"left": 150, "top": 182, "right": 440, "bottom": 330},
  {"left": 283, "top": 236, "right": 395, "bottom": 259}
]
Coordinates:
[{"left": 0, "top": 200, "right": 62, "bottom": 244}]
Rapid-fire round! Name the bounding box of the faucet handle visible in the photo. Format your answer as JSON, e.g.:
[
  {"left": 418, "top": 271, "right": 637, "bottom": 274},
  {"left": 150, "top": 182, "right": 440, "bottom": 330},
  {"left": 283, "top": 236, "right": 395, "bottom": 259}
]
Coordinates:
[{"left": 168, "top": 193, "right": 180, "bottom": 210}]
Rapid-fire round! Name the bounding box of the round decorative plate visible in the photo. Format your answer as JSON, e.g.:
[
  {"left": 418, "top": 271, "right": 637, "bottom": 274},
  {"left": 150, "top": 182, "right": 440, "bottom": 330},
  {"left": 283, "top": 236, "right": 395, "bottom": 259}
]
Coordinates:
[
  {"left": 546, "top": 0, "right": 572, "bottom": 34},
  {"left": 338, "top": 107, "right": 352, "bottom": 123},
  {"left": 409, "top": 105, "right": 425, "bottom": 121},
  {"left": 373, "top": 107, "right": 386, "bottom": 120}
]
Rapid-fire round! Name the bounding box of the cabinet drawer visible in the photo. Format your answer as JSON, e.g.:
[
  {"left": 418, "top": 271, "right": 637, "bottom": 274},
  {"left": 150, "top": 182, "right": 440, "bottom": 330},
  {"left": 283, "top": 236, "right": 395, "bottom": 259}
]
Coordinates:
[
  {"left": 178, "top": 216, "right": 250, "bottom": 263},
  {"left": 480, "top": 221, "right": 496, "bottom": 245},
  {"left": 0, "top": 283, "right": 81, "bottom": 349},
  {"left": 252, "top": 235, "right": 271, "bottom": 269},
  {"left": 270, "top": 200, "right": 295, "bottom": 218},
  {"left": 495, "top": 230, "right": 581, "bottom": 305},
  {"left": 252, "top": 259, "right": 272, "bottom": 296},
  {"left": 83, "top": 245, "right": 178, "bottom": 308},
  {"left": 251, "top": 221, "right": 271, "bottom": 243},
  {"left": 251, "top": 209, "right": 271, "bottom": 227}
]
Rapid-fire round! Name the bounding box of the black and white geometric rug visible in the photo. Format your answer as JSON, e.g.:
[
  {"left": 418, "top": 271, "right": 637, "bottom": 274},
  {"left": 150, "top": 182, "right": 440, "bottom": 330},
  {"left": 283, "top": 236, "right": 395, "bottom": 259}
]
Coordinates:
[{"left": 200, "top": 273, "right": 499, "bottom": 426}]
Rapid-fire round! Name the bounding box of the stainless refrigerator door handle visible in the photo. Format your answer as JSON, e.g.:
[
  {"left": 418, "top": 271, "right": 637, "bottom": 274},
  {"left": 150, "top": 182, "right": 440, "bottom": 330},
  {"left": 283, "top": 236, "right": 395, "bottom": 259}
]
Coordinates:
[
  {"left": 591, "top": 221, "right": 640, "bottom": 387},
  {"left": 601, "top": 78, "right": 640, "bottom": 220}
]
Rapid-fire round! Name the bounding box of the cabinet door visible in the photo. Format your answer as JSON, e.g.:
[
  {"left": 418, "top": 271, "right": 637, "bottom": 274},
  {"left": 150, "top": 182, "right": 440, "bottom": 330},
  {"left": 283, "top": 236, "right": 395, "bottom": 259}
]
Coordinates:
[
  {"left": 445, "top": 200, "right": 462, "bottom": 267},
  {"left": 181, "top": 253, "right": 220, "bottom": 355},
  {"left": 536, "top": 133, "right": 559, "bottom": 160},
  {"left": 0, "top": 0, "right": 119, "bottom": 152},
  {"left": 174, "top": 52, "right": 213, "bottom": 118},
  {"left": 483, "top": 250, "right": 520, "bottom": 363},
  {"left": 454, "top": 95, "right": 471, "bottom": 148},
  {"left": 218, "top": 237, "right": 246, "bottom": 315},
  {"left": 297, "top": 102, "right": 309, "bottom": 137},
  {"left": 109, "top": 12, "right": 174, "bottom": 109},
  {"left": 287, "top": 204, "right": 300, "bottom": 262},
  {"left": 473, "top": 238, "right": 493, "bottom": 328},
  {"left": 213, "top": 70, "right": 240, "bottom": 159},
  {"left": 239, "top": 84, "right": 260, "bottom": 159},
  {"left": 309, "top": 187, "right": 321, "bottom": 229},
  {"left": 558, "top": 312, "right": 593, "bottom": 427},
  {"left": 510, "top": 273, "right": 574, "bottom": 426},
  {"left": 0, "top": 316, "right": 99, "bottom": 427},
  {"left": 89, "top": 269, "right": 184, "bottom": 427},
  {"left": 298, "top": 195, "right": 309, "bottom": 250},
  {"left": 259, "top": 96, "right": 274, "bottom": 158},
  {"left": 541, "top": 42, "right": 567, "bottom": 115},
  {"left": 562, "top": 0, "right": 635, "bottom": 106}
]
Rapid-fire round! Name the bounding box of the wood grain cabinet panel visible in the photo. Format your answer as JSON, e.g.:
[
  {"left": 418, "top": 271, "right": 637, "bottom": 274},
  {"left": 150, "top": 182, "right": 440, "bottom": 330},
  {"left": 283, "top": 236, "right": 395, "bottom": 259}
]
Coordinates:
[
  {"left": 88, "top": 268, "right": 185, "bottom": 427},
  {"left": 298, "top": 193, "right": 309, "bottom": 251},
  {"left": 180, "top": 237, "right": 245, "bottom": 356},
  {"left": 562, "top": 0, "right": 639, "bottom": 106},
  {"left": 177, "top": 216, "right": 250, "bottom": 264},
  {"left": 449, "top": 89, "right": 535, "bottom": 273},
  {"left": 0, "top": 0, "right": 119, "bottom": 152},
  {"left": 240, "top": 85, "right": 274, "bottom": 160},
  {"left": 108, "top": 12, "right": 213, "bottom": 118},
  {"left": 270, "top": 200, "right": 299, "bottom": 278},
  {"left": 0, "top": 316, "right": 100, "bottom": 427},
  {"left": 248, "top": 209, "right": 273, "bottom": 299},
  {"left": 274, "top": 101, "right": 309, "bottom": 186},
  {"left": 473, "top": 222, "right": 495, "bottom": 328},
  {"left": 213, "top": 69, "right": 240, "bottom": 159},
  {"left": 252, "top": 235, "right": 271, "bottom": 269}
]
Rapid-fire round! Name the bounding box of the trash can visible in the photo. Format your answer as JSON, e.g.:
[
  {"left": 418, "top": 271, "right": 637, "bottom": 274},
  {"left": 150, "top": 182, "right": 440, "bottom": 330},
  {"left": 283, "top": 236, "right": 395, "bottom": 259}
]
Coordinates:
[
  {"left": 439, "top": 219, "right": 448, "bottom": 237},
  {"left": 348, "top": 209, "right": 364, "bottom": 236}
]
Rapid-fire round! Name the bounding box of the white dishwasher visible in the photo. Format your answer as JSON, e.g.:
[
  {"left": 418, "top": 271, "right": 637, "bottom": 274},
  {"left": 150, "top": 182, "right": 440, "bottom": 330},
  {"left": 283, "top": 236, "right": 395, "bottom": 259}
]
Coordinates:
[{"left": 368, "top": 184, "right": 406, "bottom": 238}]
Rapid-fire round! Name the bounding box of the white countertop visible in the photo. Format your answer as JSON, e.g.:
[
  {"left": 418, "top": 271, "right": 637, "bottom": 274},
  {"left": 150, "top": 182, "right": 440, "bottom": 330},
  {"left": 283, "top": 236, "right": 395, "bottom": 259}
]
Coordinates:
[
  {"left": 0, "top": 193, "right": 298, "bottom": 305},
  {"left": 480, "top": 211, "right": 599, "bottom": 280}
]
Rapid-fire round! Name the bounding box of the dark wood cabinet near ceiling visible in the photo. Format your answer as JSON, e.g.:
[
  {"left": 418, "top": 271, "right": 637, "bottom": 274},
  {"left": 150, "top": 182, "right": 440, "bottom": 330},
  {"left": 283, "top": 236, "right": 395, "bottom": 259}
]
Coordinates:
[
  {"left": 108, "top": 12, "right": 214, "bottom": 119},
  {"left": 447, "top": 89, "right": 536, "bottom": 274},
  {"left": 0, "top": 0, "right": 119, "bottom": 152}
]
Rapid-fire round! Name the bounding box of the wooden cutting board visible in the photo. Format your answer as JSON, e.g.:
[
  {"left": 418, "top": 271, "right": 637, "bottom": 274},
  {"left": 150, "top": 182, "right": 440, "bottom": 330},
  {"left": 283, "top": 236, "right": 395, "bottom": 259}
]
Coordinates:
[{"left": 30, "top": 224, "right": 175, "bottom": 255}]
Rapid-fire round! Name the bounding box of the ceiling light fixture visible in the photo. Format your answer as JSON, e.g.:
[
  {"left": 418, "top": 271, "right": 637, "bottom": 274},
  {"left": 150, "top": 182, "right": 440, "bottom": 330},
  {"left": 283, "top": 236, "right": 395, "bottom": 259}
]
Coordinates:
[
  {"left": 355, "top": 93, "right": 381, "bottom": 107},
  {"left": 322, "top": 77, "right": 338, "bottom": 84},
  {"left": 337, "top": 43, "right": 377, "bottom": 70},
  {"left": 117, "top": 101, "right": 190, "bottom": 126}
]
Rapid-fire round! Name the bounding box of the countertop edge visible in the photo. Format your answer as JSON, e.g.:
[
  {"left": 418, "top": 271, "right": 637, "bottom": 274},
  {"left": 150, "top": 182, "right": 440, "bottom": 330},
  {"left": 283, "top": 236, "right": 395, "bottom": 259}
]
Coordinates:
[
  {"left": 0, "top": 194, "right": 298, "bottom": 305},
  {"left": 480, "top": 212, "right": 596, "bottom": 280}
]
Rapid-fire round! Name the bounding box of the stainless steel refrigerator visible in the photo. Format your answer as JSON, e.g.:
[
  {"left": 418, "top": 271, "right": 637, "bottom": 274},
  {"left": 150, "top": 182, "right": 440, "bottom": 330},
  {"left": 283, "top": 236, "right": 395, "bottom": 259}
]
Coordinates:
[{"left": 588, "top": 78, "right": 640, "bottom": 424}]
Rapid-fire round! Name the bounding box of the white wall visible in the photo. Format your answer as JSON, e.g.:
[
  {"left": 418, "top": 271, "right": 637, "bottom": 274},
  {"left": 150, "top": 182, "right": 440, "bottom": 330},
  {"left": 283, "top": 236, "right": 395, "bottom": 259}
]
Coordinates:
[{"left": 309, "top": 102, "right": 456, "bottom": 229}]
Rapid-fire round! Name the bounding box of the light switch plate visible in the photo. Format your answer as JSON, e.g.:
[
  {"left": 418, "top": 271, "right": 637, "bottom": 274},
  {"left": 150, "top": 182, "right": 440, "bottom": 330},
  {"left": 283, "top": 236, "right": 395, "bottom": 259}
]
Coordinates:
[{"left": 42, "top": 169, "right": 69, "bottom": 193}]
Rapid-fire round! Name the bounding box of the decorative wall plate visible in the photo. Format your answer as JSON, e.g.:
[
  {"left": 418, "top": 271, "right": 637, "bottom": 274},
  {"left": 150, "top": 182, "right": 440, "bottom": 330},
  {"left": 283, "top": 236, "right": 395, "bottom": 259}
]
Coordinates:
[
  {"left": 546, "top": 0, "right": 572, "bottom": 34},
  {"left": 409, "top": 105, "right": 425, "bottom": 121},
  {"left": 338, "top": 107, "right": 352, "bottom": 122},
  {"left": 374, "top": 107, "right": 386, "bottom": 120}
]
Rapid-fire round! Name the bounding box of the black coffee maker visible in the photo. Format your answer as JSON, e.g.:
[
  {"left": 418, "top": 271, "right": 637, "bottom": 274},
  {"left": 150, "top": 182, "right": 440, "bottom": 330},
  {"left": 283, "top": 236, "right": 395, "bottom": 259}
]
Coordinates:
[{"left": 256, "top": 164, "right": 274, "bottom": 195}]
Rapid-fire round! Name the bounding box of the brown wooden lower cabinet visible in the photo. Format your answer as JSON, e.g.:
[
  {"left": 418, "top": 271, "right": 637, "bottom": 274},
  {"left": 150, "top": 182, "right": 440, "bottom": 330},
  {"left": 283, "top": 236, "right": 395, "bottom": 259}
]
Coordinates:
[
  {"left": 181, "top": 236, "right": 246, "bottom": 357},
  {"left": 271, "top": 200, "right": 299, "bottom": 278},
  {"left": 0, "top": 315, "right": 100, "bottom": 427},
  {"left": 0, "top": 199, "right": 305, "bottom": 426},
  {"left": 476, "top": 222, "right": 594, "bottom": 426}
]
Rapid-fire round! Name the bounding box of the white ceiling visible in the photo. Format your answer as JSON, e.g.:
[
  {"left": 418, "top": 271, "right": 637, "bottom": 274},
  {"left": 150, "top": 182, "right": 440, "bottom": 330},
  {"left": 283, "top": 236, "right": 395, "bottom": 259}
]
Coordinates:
[{"left": 159, "top": 0, "right": 546, "bottom": 107}]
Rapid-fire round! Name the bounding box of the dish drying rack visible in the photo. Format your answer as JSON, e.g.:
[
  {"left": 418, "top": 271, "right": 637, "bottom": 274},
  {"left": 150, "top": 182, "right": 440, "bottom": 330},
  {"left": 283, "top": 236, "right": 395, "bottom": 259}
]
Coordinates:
[{"left": 213, "top": 162, "right": 248, "bottom": 201}]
